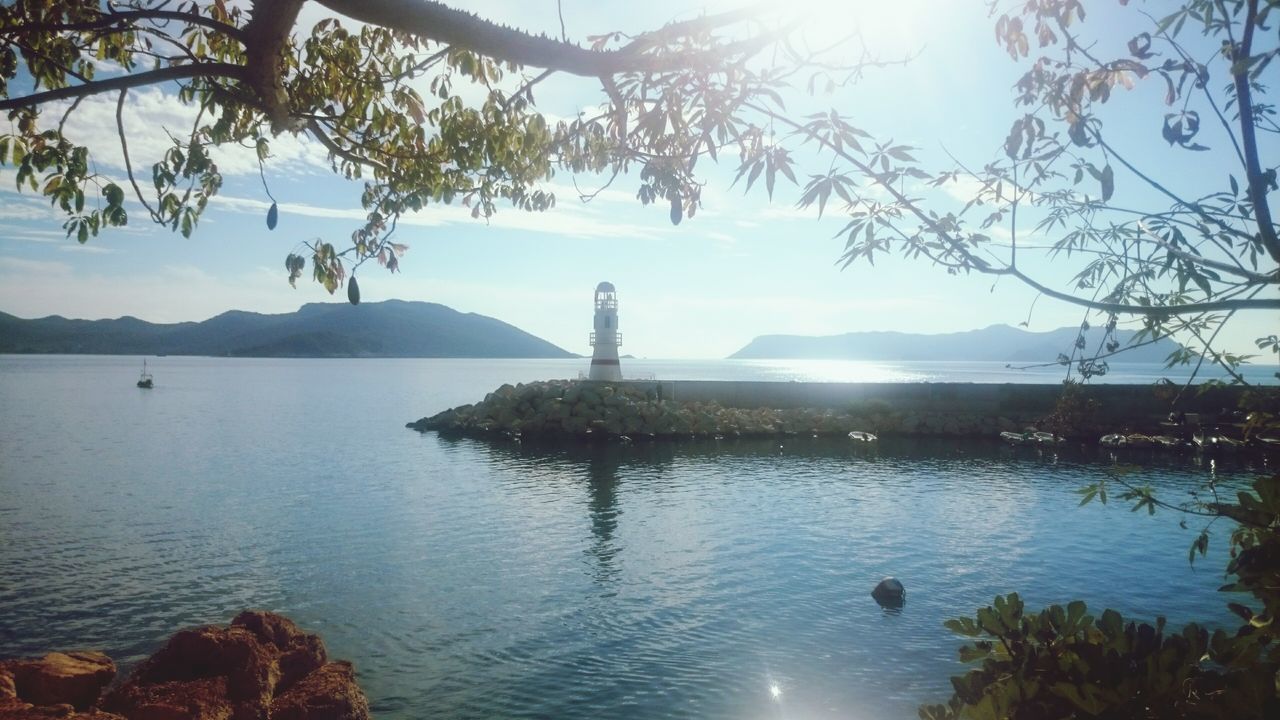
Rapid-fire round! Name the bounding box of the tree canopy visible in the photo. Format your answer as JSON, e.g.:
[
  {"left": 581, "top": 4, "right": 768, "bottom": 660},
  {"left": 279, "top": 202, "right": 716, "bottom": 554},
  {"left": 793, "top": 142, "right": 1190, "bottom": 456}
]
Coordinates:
[{"left": 0, "top": 0, "right": 1277, "bottom": 377}]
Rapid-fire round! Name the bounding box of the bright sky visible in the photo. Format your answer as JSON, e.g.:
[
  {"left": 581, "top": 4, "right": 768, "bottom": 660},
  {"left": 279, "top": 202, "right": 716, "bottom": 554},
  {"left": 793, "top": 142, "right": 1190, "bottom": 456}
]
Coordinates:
[{"left": 0, "top": 1, "right": 1275, "bottom": 359}]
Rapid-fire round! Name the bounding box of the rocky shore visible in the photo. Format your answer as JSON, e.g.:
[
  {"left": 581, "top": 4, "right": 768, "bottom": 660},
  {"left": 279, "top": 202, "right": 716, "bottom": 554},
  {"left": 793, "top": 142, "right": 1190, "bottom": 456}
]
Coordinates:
[
  {"left": 406, "top": 380, "right": 1026, "bottom": 440},
  {"left": 0, "top": 612, "right": 370, "bottom": 720}
]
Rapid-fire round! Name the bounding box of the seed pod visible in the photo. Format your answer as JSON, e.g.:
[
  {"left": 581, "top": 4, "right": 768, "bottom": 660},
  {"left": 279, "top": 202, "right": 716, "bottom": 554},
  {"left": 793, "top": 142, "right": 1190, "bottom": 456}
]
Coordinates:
[
  {"left": 669, "top": 195, "right": 682, "bottom": 226},
  {"left": 347, "top": 274, "right": 361, "bottom": 305},
  {"left": 266, "top": 202, "right": 279, "bottom": 230}
]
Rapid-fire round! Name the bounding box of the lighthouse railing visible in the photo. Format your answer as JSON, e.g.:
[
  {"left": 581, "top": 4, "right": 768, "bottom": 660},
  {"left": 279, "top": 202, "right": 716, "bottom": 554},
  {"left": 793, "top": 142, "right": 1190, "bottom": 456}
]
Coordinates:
[{"left": 589, "top": 331, "right": 622, "bottom": 347}]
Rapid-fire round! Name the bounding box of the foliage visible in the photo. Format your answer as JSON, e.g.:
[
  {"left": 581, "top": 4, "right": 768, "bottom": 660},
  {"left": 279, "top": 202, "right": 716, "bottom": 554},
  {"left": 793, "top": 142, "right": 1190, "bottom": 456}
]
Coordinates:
[
  {"left": 921, "top": 473, "right": 1280, "bottom": 720},
  {"left": 1042, "top": 378, "right": 1100, "bottom": 437},
  {"left": 0, "top": 0, "right": 1273, "bottom": 372}
]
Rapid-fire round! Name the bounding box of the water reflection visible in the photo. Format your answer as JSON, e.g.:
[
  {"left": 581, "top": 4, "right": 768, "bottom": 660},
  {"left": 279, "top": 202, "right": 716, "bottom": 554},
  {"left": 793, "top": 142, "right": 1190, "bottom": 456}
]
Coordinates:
[{"left": 584, "top": 450, "right": 621, "bottom": 585}]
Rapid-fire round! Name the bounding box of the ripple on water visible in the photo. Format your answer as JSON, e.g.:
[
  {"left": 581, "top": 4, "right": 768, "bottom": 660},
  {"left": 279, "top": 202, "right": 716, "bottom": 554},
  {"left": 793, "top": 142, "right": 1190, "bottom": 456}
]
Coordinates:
[{"left": 0, "top": 358, "right": 1269, "bottom": 719}]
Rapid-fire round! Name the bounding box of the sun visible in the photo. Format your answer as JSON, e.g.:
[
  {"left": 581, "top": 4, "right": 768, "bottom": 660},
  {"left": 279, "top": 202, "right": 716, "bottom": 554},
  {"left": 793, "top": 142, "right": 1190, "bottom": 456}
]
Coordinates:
[{"left": 764, "top": 0, "right": 940, "bottom": 57}]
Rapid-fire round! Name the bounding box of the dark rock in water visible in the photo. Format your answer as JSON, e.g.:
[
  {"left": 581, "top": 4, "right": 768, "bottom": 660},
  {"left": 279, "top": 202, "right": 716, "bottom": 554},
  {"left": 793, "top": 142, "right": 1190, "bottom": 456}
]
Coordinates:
[
  {"left": 871, "top": 577, "right": 905, "bottom": 607},
  {"left": 2, "top": 612, "right": 369, "bottom": 720}
]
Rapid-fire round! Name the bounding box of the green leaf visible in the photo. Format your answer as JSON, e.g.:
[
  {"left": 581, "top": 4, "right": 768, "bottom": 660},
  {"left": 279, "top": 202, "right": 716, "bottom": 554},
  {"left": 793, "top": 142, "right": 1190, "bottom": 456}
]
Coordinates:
[{"left": 103, "top": 183, "right": 124, "bottom": 208}]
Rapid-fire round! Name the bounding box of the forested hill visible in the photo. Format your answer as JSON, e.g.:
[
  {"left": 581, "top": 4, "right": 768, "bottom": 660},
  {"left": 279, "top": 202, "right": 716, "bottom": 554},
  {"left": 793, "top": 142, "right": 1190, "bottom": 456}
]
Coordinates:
[
  {"left": 0, "top": 300, "right": 576, "bottom": 358},
  {"left": 729, "top": 324, "right": 1183, "bottom": 363}
]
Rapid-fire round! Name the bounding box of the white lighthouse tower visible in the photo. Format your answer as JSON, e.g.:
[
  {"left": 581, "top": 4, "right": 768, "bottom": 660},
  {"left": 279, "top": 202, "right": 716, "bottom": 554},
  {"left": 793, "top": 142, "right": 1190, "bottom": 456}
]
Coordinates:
[{"left": 588, "top": 281, "right": 622, "bottom": 381}]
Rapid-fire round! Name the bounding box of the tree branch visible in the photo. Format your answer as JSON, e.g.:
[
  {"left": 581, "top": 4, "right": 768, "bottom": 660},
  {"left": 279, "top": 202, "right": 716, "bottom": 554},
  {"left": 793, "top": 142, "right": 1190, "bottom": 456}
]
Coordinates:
[
  {"left": 306, "top": 119, "right": 391, "bottom": 174},
  {"left": 0, "top": 63, "right": 249, "bottom": 112},
  {"left": 747, "top": 102, "right": 1280, "bottom": 318},
  {"left": 116, "top": 89, "right": 159, "bottom": 222},
  {"left": 0, "top": 9, "right": 247, "bottom": 44},
  {"left": 1229, "top": 0, "right": 1280, "bottom": 263},
  {"left": 313, "top": 0, "right": 776, "bottom": 76}
]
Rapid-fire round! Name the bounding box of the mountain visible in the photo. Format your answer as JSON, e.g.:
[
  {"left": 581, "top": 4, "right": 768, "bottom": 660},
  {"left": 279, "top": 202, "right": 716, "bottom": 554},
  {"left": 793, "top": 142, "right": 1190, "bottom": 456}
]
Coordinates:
[
  {"left": 0, "top": 300, "right": 575, "bottom": 358},
  {"left": 729, "top": 324, "right": 1182, "bottom": 363}
]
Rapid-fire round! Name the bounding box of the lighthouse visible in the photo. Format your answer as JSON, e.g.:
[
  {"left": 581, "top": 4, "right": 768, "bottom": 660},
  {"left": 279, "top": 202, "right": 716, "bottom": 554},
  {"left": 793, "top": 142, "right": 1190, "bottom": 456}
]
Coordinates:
[{"left": 588, "top": 281, "right": 622, "bottom": 381}]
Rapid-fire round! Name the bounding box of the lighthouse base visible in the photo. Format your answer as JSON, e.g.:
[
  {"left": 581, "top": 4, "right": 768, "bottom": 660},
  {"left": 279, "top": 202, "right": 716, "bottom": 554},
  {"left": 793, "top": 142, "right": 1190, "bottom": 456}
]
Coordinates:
[{"left": 588, "top": 357, "right": 623, "bottom": 382}]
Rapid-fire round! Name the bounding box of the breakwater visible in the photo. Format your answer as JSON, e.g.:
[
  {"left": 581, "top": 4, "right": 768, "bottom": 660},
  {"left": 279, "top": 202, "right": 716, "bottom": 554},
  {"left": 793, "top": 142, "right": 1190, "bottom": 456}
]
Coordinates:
[{"left": 407, "top": 379, "right": 1259, "bottom": 440}]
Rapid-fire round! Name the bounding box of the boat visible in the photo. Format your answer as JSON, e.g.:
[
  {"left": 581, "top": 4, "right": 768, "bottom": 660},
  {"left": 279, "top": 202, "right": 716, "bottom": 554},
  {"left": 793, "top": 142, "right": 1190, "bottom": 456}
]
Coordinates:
[
  {"left": 1125, "top": 434, "right": 1155, "bottom": 449},
  {"left": 1249, "top": 436, "right": 1280, "bottom": 452},
  {"left": 847, "top": 430, "right": 878, "bottom": 442},
  {"left": 136, "top": 359, "right": 153, "bottom": 389},
  {"left": 1032, "top": 431, "right": 1065, "bottom": 446},
  {"left": 1152, "top": 435, "right": 1188, "bottom": 450},
  {"left": 1193, "top": 431, "right": 1241, "bottom": 453},
  {"left": 1099, "top": 434, "right": 1127, "bottom": 448},
  {"left": 1000, "top": 431, "right": 1032, "bottom": 445}
]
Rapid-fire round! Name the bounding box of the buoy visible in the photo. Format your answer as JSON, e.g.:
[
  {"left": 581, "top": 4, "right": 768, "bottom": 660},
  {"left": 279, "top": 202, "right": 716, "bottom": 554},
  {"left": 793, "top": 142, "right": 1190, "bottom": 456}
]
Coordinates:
[{"left": 871, "top": 576, "right": 905, "bottom": 607}]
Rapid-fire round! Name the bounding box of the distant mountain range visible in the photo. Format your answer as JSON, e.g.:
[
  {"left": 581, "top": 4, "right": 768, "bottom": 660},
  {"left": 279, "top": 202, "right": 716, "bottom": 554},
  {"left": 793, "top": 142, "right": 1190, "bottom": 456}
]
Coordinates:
[
  {"left": 729, "top": 324, "right": 1183, "bottom": 363},
  {"left": 0, "top": 300, "right": 575, "bottom": 358}
]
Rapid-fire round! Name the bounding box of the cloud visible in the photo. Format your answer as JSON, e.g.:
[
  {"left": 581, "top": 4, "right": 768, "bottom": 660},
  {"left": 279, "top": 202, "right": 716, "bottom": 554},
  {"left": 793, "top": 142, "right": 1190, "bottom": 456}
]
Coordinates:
[
  {"left": 209, "top": 190, "right": 670, "bottom": 241},
  {"left": 0, "top": 256, "right": 73, "bottom": 276},
  {"left": 0, "top": 261, "right": 302, "bottom": 323},
  {"left": 0, "top": 199, "right": 58, "bottom": 222},
  {"left": 44, "top": 87, "right": 330, "bottom": 178}
]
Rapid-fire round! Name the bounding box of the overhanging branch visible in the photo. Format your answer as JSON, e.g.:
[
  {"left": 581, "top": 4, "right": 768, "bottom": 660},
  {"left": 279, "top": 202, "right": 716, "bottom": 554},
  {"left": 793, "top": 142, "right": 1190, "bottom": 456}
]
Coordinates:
[
  {"left": 314, "top": 0, "right": 777, "bottom": 76},
  {"left": 745, "top": 102, "right": 1280, "bottom": 318},
  {"left": 0, "top": 9, "right": 247, "bottom": 44},
  {"left": 0, "top": 63, "right": 249, "bottom": 112}
]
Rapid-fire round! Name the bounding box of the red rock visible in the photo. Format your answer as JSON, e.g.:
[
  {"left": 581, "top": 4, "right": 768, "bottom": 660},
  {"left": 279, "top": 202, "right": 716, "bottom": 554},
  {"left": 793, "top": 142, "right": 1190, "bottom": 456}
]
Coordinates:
[
  {"left": 1, "top": 653, "right": 115, "bottom": 710},
  {"left": 229, "top": 612, "right": 326, "bottom": 692},
  {"left": 8, "top": 612, "right": 367, "bottom": 720},
  {"left": 102, "top": 676, "right": 235, "bottom": 720},
  {"left": 269, "top": 663, "right": 370, "bottom": 720},
  {"left": 0, "top": 703, "right": 127, "bottom": 719},
  {"left": 101, "top": 627, "right": 273, "bottom": 720}
]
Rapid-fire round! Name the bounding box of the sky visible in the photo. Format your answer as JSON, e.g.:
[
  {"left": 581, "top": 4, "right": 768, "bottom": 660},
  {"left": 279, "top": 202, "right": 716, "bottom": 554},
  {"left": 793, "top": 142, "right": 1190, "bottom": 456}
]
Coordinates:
[{"left": 0, "top": 0, "right": 1275, "bottom": 361}]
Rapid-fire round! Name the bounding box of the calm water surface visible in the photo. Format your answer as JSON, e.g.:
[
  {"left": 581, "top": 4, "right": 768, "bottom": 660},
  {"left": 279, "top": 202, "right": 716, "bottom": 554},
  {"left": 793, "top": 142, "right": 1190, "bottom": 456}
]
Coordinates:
[{"left": 0, "top": 356, "right": 1274, "bottom": 719}]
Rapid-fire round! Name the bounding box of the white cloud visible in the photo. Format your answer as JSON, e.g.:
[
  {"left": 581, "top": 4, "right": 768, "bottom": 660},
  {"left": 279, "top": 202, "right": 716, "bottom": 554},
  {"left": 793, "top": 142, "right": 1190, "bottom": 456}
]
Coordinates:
[
  {"left": 209, "top": 190, "right": 671, "bottom": 241},
  {"left": 0, "top": 256, "right": 72, "bottom": 276},
  {"left": 0, "top": 261, "right": 302, "bottom": 323},
  {"left": 46, "top": 88, "right": 330, "bottom": 178}
]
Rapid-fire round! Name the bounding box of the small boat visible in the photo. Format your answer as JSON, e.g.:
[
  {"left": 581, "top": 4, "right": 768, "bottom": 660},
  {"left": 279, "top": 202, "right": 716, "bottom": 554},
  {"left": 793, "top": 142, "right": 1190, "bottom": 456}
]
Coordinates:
[
  {"left": 1193, "top": 432, "right": 1241, "bottom": 453},
  {"left": 1152, "top": 435, "right": 1187, "bottom": 450},
  {"left": 136, "top": 359, "right": 153, "bottom": 389},
  {"left": 1000, "top": 431, "right": 1032, "bottom": 445},
  {"left": 1249, "top": 436, "right": 1280, "bottom": 452},
  {"left": 1032, "top": 431, "right": 1065, "bottom": 446},
  {"left": 1125, "top": 434, "right": 1155, "bottom": 449},
  {"left": 847, "top": 430, "right": 878, "bottom": 442},
  {"left": 1099, "top": 434, "right": 1127, "bottom": 448}
]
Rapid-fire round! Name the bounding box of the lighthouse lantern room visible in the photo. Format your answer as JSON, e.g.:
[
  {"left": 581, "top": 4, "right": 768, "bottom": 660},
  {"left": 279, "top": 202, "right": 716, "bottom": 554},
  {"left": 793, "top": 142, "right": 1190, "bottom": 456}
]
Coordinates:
[{"left": 588, "top": 281, "right": 622, "bottom": 381}]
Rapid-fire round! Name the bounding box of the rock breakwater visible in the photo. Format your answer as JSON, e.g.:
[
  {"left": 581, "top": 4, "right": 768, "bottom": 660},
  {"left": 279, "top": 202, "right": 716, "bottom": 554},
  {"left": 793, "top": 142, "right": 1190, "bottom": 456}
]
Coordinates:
[
  {"left": 0, "top": 611, "right": 371, "bottom": 720},
  {"left": 406, "top": 380, "right": 1024, "bottom": 440}
]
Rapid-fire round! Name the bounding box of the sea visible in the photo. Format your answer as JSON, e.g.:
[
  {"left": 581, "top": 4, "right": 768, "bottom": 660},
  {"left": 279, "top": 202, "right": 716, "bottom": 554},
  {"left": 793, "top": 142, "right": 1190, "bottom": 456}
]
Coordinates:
[{"left": 0, "top": 355, "right": 1276, "bottom": 719}]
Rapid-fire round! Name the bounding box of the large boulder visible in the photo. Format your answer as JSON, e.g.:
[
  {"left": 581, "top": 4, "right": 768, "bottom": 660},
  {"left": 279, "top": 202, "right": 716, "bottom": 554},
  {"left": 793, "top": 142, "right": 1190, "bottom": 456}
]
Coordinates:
[
  {"left": 229, "top": 612, "right": 327, "bottom": 693},
  {"left": 101, "top": 626, "right": 275, "bottom": 720},
  {"left": 269, "top": 663, "right": 369, "bottom": 720},
  {"left": 0, "top": 707, "right": 128, "bottom": 719},
  {"left": 103, "top": 612, "right": 360, "bottom": 720},
  {"left": 1, "top": 652, "right": 115, "bottom": 711}
]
